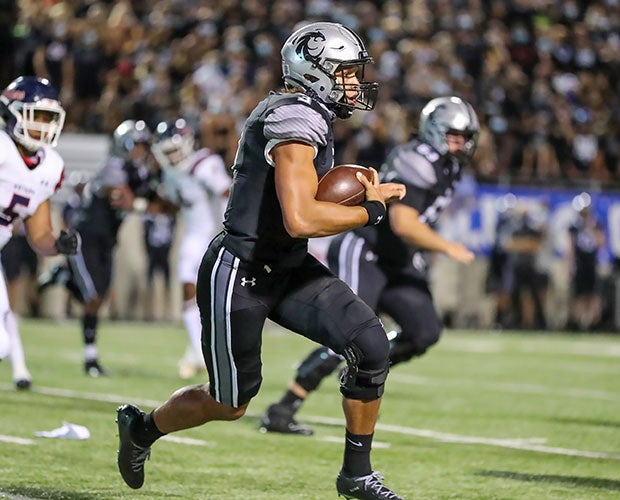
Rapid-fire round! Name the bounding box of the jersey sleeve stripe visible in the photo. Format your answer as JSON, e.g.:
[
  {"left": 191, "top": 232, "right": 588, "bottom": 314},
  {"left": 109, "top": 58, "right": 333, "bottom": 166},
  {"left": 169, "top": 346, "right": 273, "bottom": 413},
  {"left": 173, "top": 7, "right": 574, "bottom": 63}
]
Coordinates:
[{"left": 264, "top": 104, "right": 328, "bottom": 147}]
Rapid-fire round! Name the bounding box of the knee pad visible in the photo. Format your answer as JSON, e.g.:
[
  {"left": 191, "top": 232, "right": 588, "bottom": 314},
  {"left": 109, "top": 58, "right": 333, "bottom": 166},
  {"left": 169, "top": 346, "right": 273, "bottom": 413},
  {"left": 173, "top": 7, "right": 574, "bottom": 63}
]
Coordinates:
[
  {"left": 295, "top": 347, "right": 342, "bottom": 392},
  {"left": 339, "top": 325, "right": 390, "bottom": 401}
]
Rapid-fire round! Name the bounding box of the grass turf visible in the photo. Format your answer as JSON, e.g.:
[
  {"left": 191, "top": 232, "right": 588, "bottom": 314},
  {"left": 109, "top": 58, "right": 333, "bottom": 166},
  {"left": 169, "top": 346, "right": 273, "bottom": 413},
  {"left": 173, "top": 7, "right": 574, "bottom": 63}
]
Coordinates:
[{"left": 0, "top": 319, "right": 618, "bottom": 499}]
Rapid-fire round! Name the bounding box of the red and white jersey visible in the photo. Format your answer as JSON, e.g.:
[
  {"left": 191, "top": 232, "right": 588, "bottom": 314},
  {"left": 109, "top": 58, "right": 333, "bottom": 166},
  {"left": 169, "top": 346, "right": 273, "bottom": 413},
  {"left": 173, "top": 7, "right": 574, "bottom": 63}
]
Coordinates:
[
  {"left": 162, "top": 148, "right": 231, "bottom": 283},
  {"left": 0, "top": 130, "right": 64, "bottom": 250}
]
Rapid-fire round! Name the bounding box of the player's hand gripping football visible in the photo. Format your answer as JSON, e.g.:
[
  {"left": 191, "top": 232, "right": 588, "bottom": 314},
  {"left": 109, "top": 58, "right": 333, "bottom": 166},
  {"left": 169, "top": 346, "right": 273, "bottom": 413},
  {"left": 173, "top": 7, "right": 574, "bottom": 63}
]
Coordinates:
[
  {"left": 356, "top": 167, "right": 406, "bottom": 205},
  {"left": 54, "top": 229, "right": 81, "bottom": 255}
]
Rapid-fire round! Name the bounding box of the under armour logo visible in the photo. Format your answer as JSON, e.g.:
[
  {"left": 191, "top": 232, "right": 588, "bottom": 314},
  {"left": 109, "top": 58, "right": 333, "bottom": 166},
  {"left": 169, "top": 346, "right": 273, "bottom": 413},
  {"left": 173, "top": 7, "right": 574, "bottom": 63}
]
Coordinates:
[{"left": 241, "top": 277, "right": 256, "bottom": 287}]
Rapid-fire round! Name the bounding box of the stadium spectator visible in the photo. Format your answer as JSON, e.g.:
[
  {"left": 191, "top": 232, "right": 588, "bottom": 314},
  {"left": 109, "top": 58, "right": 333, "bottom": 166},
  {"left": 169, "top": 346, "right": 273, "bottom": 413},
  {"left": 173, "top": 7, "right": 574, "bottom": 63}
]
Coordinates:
[
  {"left": 115, "top": 21, "right": 407, "bottom": 499},
  {"left": 485, "top": 207, "right": 519, "bottom": 329},
  {"left": 6, "top": 0, "right": 619, "bottom": 186},
  {"left": 504, "top": 207, "right": 550, "bottom": 330},
  {"left": 260, "top": 96, "right": 479, "bottom": 436},
  {"left": 567, "top": 206, "right": 606, "bottom": 331}
]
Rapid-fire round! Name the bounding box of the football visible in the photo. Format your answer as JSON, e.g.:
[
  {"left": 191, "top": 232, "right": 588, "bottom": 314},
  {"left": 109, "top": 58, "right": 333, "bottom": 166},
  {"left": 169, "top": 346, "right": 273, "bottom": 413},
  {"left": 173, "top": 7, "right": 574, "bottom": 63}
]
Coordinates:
[{"left": 315, "top": 164, "right": 373, "bottom": 206}]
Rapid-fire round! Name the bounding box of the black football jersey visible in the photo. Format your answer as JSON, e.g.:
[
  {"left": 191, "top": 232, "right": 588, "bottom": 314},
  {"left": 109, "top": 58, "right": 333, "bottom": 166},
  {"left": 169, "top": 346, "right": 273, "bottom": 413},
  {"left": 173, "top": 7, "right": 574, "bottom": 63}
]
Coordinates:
[
  {"left": 355, "top": 137, "right": 463, "bottom": 272},
  {"left": 222, "top": 92, "right": 335, "bottom": 267},
  {"left": 74, "top": 156, "right": 158, "bottom": 238}
]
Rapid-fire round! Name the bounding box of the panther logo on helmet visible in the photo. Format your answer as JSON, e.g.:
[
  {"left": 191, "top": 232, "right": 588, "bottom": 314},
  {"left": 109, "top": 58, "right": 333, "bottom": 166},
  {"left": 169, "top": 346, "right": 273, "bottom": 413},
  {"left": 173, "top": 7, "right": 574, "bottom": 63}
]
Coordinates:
[
  {"left": 281, "top": 22, "right": 378, "bottom": 119},
  {"left": 294, "top": 31, "right": 326, "bottom": 62}
]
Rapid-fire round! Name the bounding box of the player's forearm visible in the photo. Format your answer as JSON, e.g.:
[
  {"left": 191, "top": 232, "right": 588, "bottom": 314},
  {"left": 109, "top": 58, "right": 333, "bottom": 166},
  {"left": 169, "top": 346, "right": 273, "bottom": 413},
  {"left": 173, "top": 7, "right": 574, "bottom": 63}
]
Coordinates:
[
  {"left": 394, "top": 219, "right": 452, "bottom": 255},
  {"left": 283, "top": 201, "right": 369, "bottom": 238},
  {"left": 27, "top": 231, "right": 59, "bottom": 256}
]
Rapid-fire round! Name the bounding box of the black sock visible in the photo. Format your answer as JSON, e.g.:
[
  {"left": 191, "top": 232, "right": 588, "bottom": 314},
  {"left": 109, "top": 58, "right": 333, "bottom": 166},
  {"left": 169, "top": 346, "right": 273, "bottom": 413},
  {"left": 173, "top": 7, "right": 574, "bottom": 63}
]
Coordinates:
[
  {"left": 342, "top": 430, "right": 373, "bottom": 476},
  {"left": 279, "top": 390, "right": 304, "bottom": 412},
  {"left": 133, "top": 411, "right": 166, "bottom": 447},
  {"left": 82, "top": 314, "right": 98, "bottom": 345}
]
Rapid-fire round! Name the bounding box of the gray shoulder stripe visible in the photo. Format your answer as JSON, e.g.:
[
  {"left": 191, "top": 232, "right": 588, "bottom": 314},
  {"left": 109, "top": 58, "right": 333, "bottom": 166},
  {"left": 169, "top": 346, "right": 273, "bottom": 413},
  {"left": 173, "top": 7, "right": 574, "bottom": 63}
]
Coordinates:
[
  {"left": 390, "top": 148, "right": 436, "bottom": 189},
  {"left": 264, "top": 104, "right": 328, "bottom": 147}
]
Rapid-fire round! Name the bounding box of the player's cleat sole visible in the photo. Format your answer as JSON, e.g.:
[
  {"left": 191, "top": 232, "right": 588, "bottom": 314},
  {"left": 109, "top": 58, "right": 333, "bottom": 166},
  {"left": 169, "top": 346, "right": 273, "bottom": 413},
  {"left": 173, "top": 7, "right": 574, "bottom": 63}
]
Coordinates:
[
  {"left": 337, "top": 470, "right": 405, "bottom": 499},
  {"left": 258, "top": 403, "right": 314, "bottom": 436},
  {"left": 116, "top": 404, "right": 150, "bottom": 489}
]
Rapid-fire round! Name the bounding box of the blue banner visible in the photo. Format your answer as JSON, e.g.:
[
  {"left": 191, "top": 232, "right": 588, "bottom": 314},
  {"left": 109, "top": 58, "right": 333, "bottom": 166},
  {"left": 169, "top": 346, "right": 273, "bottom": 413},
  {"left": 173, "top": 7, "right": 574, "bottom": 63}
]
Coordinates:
[{"left": 444, "top": 180, "right": 620, "bottom": 261}]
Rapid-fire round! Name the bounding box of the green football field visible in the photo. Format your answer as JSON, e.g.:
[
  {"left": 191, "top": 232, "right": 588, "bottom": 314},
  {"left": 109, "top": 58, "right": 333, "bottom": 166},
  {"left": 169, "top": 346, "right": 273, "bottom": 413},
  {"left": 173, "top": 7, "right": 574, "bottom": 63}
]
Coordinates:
[{"left": 0, "top": 319, "right": 618, "bottom": 499}]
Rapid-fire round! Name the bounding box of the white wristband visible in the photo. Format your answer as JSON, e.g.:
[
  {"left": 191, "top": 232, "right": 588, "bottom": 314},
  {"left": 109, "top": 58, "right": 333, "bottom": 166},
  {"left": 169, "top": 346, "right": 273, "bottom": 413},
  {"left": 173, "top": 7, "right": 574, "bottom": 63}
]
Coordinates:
[{"left": 132, "top": 197, "right": 148, "bottom": 212}]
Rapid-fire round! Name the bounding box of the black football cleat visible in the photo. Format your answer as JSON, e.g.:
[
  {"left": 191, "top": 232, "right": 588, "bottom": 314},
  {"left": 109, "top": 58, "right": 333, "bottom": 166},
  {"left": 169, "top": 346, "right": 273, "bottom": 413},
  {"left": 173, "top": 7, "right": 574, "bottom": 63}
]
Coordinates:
[
  {"left": 337, "top": 470, "right": 405, "bottom": 499},
  {"left": 259, "top": 403, "right": 314, "bottom": 436},
  {"left": 116, "top": 404, "right": 151, "bottom": 489},
  {"left": 84, "top": 359, "right": 109, "bottom": 377},
  {"left": 14, "top": 378, "right": 32, "bottom": 390},
  {"left": 13, "top": 367, "right": 32, "bottom": 390}
]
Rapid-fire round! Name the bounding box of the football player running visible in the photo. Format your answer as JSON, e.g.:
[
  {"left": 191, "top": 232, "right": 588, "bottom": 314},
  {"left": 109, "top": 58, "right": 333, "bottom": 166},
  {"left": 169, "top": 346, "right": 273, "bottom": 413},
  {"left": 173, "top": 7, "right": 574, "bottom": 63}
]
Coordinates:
[
  {"left": 0, "top": 76, "right": 80, "bottom": 389},
  {"left": 116, "top": 22, "right": 406, "bottom": 499},
  {"left": 260, "top": 96, "right": 479, "bottom": 436},
  {"left": 39, "top": 119, "right": 161, "bottom": 376},
  {"left": 151, "top": 118, "right": 231, "bottom": 379}
]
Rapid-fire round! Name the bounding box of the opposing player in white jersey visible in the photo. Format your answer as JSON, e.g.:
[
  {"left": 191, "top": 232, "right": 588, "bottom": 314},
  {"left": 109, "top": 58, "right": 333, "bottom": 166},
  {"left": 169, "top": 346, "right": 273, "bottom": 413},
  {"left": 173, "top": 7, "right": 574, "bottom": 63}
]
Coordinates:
[
  {"left": 151, "top": 118, "right": 231, "bottom": 378},
  {"left": 0, "top": 76, "right": 81, "bottom": 388}
]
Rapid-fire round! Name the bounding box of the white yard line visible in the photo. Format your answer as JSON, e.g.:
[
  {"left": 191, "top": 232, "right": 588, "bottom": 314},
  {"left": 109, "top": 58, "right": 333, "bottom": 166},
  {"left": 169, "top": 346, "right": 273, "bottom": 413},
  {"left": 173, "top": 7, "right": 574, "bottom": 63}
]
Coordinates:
[
  {"left": 2, "top": 383, "right": 618, "bottom": 460},
  {"left": 0, "top": 494, "right": 40, "bottom": 500},
  {"left": 440, "top": 337, "right": 620, "bottom": 358},
  {"left": 0, "top": 383, "right": 162, "bottom": 408},
  {"left": 161, "top": 435, "right": 216, "bottom": 447},
  {"left": 389, "top": 374, "right": 620, "bottom": 401},
  {"left": 0, "top": 435, "right": 35, "bottom": 445},
  {"left": 303, "top": 415, "right": 620, "bottom": 460}
]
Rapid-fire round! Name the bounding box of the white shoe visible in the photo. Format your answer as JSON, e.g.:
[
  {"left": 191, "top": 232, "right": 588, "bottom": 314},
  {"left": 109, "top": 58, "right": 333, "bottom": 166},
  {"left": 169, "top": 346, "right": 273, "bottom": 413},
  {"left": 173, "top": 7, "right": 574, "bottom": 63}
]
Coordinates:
[{"left": 178, "top": 347, "right": 206, "bottom": 379}]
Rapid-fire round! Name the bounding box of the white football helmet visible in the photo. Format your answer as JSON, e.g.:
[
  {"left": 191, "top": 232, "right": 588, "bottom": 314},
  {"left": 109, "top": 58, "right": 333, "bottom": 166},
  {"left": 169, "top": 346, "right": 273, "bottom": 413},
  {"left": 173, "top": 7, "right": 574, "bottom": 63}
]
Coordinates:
[
  {"left": 281, "top": 22, "right": 378, "bottom": 118},
  {"left": 0, "top": 76, "right": 66, "bottom": 151},
  {"left": 419, "top": 96, "right": 480, "bottom": 160},
  {"left": 152, "top": 119, "right": 195, "bottom": 172}
]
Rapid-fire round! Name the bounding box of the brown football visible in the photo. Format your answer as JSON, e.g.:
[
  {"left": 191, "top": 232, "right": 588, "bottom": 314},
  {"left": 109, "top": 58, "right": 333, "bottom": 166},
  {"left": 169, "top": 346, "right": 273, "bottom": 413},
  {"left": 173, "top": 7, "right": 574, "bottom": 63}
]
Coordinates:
[{"left": 316, "top": 164, "right": 373, "bottom": 206}]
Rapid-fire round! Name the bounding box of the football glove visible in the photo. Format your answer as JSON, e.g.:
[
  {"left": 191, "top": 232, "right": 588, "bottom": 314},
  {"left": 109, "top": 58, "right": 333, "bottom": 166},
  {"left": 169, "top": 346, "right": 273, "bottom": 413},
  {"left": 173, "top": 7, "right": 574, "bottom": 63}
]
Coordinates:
[{"left": 54, "top": 229, "right": 81, "bottom": 255}]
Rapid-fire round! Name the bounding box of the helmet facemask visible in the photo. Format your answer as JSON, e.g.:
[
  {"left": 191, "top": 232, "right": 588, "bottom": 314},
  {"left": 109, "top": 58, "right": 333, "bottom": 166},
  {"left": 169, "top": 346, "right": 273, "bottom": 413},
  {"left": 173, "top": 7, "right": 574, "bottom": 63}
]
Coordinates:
[
  {"left": 152, "top": 134, "right": 195, "bottom": 172},
  {"left": 151, "top": 119, "right": 195, "bottom": 172},
  {"left": 328, "top": 62, "right": 378, "bottom": 118},
  {"left": 281, "top": 22, "right": 379, "bottom": 119},
  {"left": 6, "top": 99, "right": 65, "bottom": 151}
]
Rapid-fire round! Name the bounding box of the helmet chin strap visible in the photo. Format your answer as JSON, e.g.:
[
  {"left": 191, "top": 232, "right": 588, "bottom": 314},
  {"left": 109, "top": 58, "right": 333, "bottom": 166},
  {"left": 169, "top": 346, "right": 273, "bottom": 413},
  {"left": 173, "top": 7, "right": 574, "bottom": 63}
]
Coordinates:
[{"left": 333, "top": 104, "right": 354, "bottom": 119}]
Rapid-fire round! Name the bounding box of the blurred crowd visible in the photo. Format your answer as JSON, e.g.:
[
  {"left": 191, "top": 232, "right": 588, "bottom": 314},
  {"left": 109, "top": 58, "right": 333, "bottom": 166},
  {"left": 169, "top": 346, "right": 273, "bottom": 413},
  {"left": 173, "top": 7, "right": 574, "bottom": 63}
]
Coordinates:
[{"left": 2, "top": 0, "right": 619, "bottom": 186}]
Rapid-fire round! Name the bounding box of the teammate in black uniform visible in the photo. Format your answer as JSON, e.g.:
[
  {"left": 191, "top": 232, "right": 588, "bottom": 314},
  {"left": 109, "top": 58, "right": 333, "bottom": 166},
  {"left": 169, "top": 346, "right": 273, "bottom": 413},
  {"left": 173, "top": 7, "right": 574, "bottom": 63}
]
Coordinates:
[
  {"left": 260, "top": 96, "right": 480, "bottom": 436},
  {"left": 50, "top": 120, "right": 159, "bottom": 376},
  {"left": 116, "top": 22, "right": 407, "bottom": 499}
]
